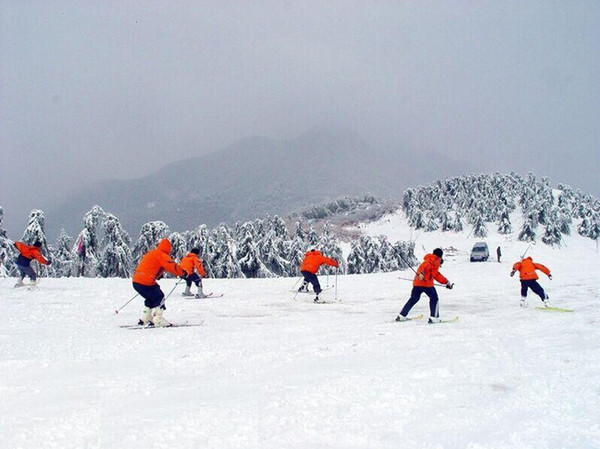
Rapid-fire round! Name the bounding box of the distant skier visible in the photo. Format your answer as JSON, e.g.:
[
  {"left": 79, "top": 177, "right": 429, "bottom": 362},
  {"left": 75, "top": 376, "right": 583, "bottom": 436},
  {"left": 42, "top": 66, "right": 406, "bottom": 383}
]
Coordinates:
[
  {"left": 298, "top": 249, "right": 339, "bottom": 303},
  {"left": 180, "top": 248, "right": 208, "bottom": 298},
  {"left": 497, "top": 246, "right": 502, "bottom": 263},
  {"left": 510, "top": 257, "right": 552, "bottom": 307},
  {"left": 13, "top": 241, "right": 51, "bottom": 287},
  {"left": 132, "top": 238, "right": 187, "bottom": 327},
  {"left": 395, "top": 248, "right": 454, "bottom": 323}
]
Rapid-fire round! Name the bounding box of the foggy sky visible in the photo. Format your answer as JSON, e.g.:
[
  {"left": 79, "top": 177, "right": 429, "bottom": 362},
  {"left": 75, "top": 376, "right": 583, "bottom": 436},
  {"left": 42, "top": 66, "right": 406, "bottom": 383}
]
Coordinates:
[{"left": 1, "top": 1, "right": 599, "bottom": 236}]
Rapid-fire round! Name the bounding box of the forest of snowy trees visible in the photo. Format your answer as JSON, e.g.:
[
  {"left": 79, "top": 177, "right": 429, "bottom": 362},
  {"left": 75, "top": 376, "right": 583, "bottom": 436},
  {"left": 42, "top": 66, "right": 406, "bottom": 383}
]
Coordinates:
[
  {"left": 1, "top": 173, "right": 599, "bottom": 280},
  {"left": 402, "top": 172, "right": 600, "bottom": 245},
  {"left": 0, "top": 204, "right": 417, "bottom": 279}
]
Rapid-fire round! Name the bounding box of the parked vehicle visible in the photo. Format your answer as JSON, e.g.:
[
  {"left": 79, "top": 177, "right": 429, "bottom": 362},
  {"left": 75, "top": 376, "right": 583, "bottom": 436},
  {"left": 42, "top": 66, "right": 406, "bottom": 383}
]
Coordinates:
[{"left": 470, "top": 242, "right": 489, "bottom": 262}]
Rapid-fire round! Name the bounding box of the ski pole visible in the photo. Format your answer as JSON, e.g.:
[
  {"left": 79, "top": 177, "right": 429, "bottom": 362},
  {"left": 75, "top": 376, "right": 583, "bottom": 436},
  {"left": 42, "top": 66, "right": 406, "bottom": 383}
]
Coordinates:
[
  {"left": 396, "top": 252, "right": 418, "bottom": 275},
  {"left": 521, "top": 243, "right": 532, "bottom": 259},
  {"left": 164, "top": 278, "right": 185, "bottom": 302},
  {"left": 114, "top": 293, "right": 140, "bottom": 314},
  {"left": 334, "top": 267, "right": 339, "bottom": 302},
  {"left": 291, "top": 276, "right": 302, "bottom": 290}
]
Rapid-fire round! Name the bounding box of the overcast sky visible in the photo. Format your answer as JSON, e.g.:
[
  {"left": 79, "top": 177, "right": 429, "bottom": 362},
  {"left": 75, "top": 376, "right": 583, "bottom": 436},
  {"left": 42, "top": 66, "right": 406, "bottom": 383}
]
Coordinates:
[{"left": 1, "top": 1, "right": 599, "bottom": 235}]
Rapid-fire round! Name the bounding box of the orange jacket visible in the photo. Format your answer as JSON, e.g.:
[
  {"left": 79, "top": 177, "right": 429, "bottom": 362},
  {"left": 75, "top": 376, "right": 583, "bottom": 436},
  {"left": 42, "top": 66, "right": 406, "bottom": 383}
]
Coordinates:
[
  {"left": 14, "top": 241, "right": 49, "bottom": 265},
  {"left": 413, "top": 253, "right": 448, "bottom": 287},
  {"left": 132, "top": 239, "right": 185, "bottom": 286},
  {"left": 180, "top": 253, "right": 206, "bottom": 277},
  {"left": 300, "top": 250, "right": 339, "bottom": 274},
  {"left": 512, "top": 257, "right": 550, "bottom": 280}
]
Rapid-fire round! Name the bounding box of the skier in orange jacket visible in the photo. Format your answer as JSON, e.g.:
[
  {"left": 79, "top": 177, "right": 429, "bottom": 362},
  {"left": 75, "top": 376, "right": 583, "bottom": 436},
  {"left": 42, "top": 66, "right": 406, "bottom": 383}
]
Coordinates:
[
  {"left": 511, "top": 257, "right": 552, "bottom": 307},
  {"left": 132, "top": 238, "right": 187, "bottom": 327},
  {"left": 13, "top": 241, "right": 51, "bottom": 287},
  {"left": 180, "top": 248, "right": 208, "bottom": 298},
  {"left": 395, "top": 248, "right": 454, "bottom": 323},
  {"left": 298, "top": 249, "right": 339, "bottom": 303}
]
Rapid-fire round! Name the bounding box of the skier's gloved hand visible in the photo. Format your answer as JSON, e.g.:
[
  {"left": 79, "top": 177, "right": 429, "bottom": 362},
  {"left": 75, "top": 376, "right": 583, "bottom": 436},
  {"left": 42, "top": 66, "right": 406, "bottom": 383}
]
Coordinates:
[
  {"left": 417, "top": 272, "right": 424, "bottom": 281},
  {"left": 548, "top": 274, "right": 553, "bottom": 280},
  {"left": 510, "top": 270, "right": 516, "bottom": 277},
  {"left": 445, "top": 282, "right": 454, "bottom": 290},
  {"left": 46, "top": 260, "right": 52, "bottom": 265},
  {"left": 180, "top": 270, "right": 189, "bottom": 279}
]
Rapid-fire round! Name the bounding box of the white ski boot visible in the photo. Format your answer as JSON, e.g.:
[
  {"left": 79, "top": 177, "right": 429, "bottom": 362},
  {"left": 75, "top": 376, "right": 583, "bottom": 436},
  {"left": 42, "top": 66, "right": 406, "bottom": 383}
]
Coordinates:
[
  {"left": 182, "top": 285, "right": 194, "bottom": 297},
  {"left": 138, "top": 307, "right": 153, "bottom": 326},
  {"left": 395, "top": 315, "right": 409, "bottom": 322},
  {"left": 14, "top": 279, "right": 25, "bottom": 288},
  {"left": 151, "top": 307, "right": 171, "bottom": 327},
  {"left": 520, "top": 297, "right": 528, "bottom": 308},
  {"left": 542, "top": 295, "right": 551, "bottom": 307},
  {"left": 195, "top": 284, "right": 207, "bottom": 298},
  {"left": 428, "top": 316, "right": 441, "bottom": 324}
]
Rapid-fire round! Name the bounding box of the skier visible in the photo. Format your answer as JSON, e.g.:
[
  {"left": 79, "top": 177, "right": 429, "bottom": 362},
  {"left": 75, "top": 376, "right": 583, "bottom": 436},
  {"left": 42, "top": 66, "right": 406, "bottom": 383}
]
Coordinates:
[
  {"left": 510, "top": 257, "right": 552, "bottom": 307},
  {"left": 13, "top": 241, "right": 51, "bottom": 287},
  {"left": 180, "top": 248, "right": 208, "bottom": 298},
  {"left": 497, "top": 246, "right": 502, "bottom": 263},
  {"left": 132, "top": 238, "right": 187, "bottom": 327},
  {"left": 395, "top": 248, "right": 454, "bottom": 323},
  {"left": 298, "top": 249, "right": 339, "bottom": 303}
]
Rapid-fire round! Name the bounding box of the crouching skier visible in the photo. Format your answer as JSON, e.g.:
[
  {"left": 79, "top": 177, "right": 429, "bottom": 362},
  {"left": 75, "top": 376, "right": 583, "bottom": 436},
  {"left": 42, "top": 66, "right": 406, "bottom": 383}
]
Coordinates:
[
  {"left": 13, "top": 241, "right": 51, "bottom": 287},
  {"left": 180, "top": 248, "right": 208, "bottom": 298},
  {"left": 395, "top": 248, "right": 454, "bottom": 323},
  {"left": 132, "top": 238, "right": 187, "bottom": 327},
  {"left": 510, "top": 257, "right": 552, "bottom": 307},
  {"left": 298, "top": 249, "right": 339, "bottom": 303}
]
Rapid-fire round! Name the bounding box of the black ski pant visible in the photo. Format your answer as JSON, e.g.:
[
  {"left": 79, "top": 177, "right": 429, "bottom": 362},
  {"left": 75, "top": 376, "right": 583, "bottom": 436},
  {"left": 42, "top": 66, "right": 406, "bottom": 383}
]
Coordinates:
[
  {"left": 301, "top": 271, "right": 322, "bottom": 294},
  {"left": 185, "top": 273, "right": 202, "bottom": 288},
  {"left": 16, "top": 263, "right": 37, "bottom": 281},
  {"left": 520, "top": 280, "right": 547, "bottom": 300},
  {"left": 400, "top": 286, "right": 439, "bottom": 318},
  {"left": 133, "top": 282, "right": 165, "bottom": 309}
]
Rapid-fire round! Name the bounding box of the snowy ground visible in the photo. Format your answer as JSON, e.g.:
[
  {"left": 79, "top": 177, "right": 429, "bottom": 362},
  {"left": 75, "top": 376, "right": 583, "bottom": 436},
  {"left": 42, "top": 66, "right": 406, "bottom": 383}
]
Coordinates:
[{"left": 1, "top": 217, "right": 600, "bottom": 448}]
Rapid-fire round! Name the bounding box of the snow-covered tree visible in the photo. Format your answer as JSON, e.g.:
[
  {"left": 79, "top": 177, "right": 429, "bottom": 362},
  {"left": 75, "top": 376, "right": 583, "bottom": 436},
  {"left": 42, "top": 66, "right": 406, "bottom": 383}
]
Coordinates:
[
  {"left": 473, "top": 215, "right": 488, "bottom": 238},
  {"left": 518, "top": 217, "right": 537, "bottom": 242},
  {"left": 211, "top": 225, "right": 243, "bottom": 278},
  {"left": 0, "top": 207, "right": 16, "bottom": 276},
  {"left": 236, "top": 222, "right": 271, "bottom": 278},
  {"left": 497, "top": 209, "right": 512, "bottom": 234},
  {"left": 50, "top": 229, "right": 74, "bottom": 277},
  {"left": 72, "top": 205, "right": 105, "bottom": 277},
  {"left": 318, "top": 223, "right": 345, "bottom": 274},
  {"left": 346, "top": 239, "right": 366, "bottom": 274},
  {"left": 99, "top": 213, "right": 132, "bottom": 278},
  {"left": 132, "top": 221, "right": 169, "bottom": 264}
]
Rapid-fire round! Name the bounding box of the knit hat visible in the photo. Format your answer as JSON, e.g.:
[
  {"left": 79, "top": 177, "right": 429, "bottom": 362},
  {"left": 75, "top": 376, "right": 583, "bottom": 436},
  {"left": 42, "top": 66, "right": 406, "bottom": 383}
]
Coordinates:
[{"left": 433, "top": 248, "right": 443, "bottom": 258}]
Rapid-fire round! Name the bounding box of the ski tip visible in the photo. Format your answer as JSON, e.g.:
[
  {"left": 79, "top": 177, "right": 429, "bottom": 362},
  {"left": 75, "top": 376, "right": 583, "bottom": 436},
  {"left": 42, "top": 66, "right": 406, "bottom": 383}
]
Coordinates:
[{"left": 535, "top": 307, "right": 574, "bottom": 312}]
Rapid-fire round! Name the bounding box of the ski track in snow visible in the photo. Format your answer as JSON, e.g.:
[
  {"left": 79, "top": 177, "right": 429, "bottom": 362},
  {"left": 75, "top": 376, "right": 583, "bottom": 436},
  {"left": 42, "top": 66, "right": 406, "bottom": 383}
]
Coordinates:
[{"left": 1, "top": 220, "right": 600, "bottom": 449}]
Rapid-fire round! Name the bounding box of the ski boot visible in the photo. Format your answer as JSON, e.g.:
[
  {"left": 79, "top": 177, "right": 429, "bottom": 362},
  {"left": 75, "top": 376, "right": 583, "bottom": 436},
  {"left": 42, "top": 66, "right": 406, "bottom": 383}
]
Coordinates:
[
  {"left": 138, "top": 307, "right": 153, "bottom": 326},
  {"left": 520, "top": 297, "right": 528, "bottom": 308},
  {"left": 298, "top": 281, "right": 309, "bottom": 293},
  {"left": 428, "top": 316, "right": 441, "bottom": 324},
  {"left": 182, "top": 285, "right": 194, "bottom": 297},
  {"left": 395, "top": 315, "right": 409, "bottom": 322},
  {"left": 14, "top": 279, "right": 25, "bottom": 288},
  {"left": 151, "top": 306, "right": 172, "bottom": 327},
  {"left": 195, "top": 284, "right": 208, "bottom": 298},
  {"left": 542, "top": 295, "right": 551, "bottom": 308}
]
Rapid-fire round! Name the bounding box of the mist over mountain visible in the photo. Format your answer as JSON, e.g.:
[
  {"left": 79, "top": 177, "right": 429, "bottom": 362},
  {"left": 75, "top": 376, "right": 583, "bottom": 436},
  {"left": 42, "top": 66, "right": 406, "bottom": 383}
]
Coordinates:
[{"left": 47, "top": 128, "right": 473, "bottom": 239}]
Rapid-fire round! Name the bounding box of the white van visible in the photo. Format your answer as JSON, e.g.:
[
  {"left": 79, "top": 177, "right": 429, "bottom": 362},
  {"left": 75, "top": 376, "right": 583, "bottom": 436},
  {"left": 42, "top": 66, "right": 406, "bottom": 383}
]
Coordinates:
[{"left": 470, "top": 242, "right": 489, "bottom": 262}]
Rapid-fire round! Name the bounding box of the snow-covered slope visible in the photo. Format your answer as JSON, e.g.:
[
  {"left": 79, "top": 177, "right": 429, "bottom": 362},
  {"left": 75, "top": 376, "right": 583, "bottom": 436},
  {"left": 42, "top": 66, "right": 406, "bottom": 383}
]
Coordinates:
[{"left": 1, "top": 215, "right": 599, "bottom": 448}]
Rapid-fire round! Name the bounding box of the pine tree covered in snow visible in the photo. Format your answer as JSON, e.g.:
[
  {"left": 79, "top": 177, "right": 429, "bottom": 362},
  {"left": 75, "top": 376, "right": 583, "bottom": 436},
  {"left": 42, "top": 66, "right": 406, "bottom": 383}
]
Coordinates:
[
  {"left": 99, "top": 213, "right": 132, "bottom": 278},
  {"left": 50, "top": 229, "right": 74, "bottom": 277},
  {"left": 346, "top": 239, "right": 366, "bottom": 275},
  {"left": 0, "top": 207, "right": 16, "bottom": 276},
  {"left": 132, "top": 221, "right": 169, "bottom": 265},
  {"left": 72, "top": 205, "right": 105, "bottom": 277}
]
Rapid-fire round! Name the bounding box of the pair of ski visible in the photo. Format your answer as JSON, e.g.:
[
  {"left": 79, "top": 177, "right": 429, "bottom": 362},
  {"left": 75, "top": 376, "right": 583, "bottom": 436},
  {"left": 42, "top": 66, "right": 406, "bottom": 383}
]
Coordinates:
[
  {"left": 120, "top": 320, "right": 205, "bottom": 330},
  {"left": 181, "top": 292, "right": 224, "bottom": 299},
  {"left": 394, "top": 314, "right": 459, "bottom": 324}
]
